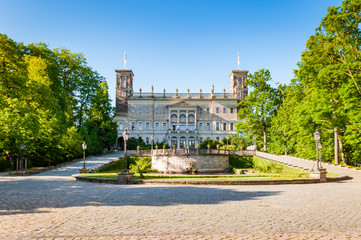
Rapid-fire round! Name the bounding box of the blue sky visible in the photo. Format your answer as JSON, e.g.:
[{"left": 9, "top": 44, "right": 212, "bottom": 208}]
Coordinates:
[{"left": 1, "top": 0, "right": 342, "bottom": 105}]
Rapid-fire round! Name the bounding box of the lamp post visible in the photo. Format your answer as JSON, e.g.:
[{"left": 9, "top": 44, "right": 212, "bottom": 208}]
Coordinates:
[
  {"left": 313, "top": 129, "right": 321, "bottom": 171},
  {"left": 82, "top": 142, "right": 87, "bottom": 170},
  {"left": 21, "top": 143, "right": 26, "bottom": 170},
  {"left": 122, "top": 129, "right": 129, "bottom": 172}
]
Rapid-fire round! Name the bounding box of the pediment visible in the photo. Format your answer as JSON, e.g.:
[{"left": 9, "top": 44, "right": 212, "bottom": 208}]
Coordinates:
[{"left": 168, "top": 101, "right": 197, "bottom": 108}]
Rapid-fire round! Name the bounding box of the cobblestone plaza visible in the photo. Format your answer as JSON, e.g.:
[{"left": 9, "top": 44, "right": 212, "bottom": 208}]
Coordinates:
[{"left": 1, "top": 152, "right": 361, "bottom": 240}]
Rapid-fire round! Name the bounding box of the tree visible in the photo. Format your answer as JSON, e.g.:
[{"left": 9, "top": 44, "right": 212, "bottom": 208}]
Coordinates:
[
  {"left": 294, "top": 0, "right": 361, "bottom": 165},
  {"left": 236, "top": 69, "right": 281, "bottom": 152},
  {"left": 0, "top": 34, "right": 116, "bottom": 170}
]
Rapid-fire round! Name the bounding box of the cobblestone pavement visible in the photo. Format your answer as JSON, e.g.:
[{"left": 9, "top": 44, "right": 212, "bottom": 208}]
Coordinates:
[{"left": 1, "top": 153, "right": 361, "bottom": 240}]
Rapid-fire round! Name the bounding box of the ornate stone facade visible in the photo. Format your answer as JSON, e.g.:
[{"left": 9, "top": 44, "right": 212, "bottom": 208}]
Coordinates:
[{"left": 114, "top": 68, "right": 248, "bottom": 148}]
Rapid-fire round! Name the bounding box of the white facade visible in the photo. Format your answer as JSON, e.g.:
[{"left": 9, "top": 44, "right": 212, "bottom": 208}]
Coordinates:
[{"left": 114, "top": 68, "right": 248, "bottom": 148}]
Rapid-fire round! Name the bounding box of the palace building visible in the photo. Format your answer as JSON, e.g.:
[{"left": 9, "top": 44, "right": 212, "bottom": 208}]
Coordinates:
[{"left": 114, "top": 67, "right": 248, "bottom": 148}]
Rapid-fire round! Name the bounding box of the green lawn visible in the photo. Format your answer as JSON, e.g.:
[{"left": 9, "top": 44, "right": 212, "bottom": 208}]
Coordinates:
[
  {"left": 80, "top": 156, "right": 338, "bottom": 181},
  {"left": 80, "top": 172, "right": 326, "bottom": 181}
]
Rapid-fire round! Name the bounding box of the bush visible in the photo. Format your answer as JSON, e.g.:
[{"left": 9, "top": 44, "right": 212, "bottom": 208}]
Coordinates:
[
  {"left": 229, "top": 156, "right": 253, "bottom": 169},
  {"left": 253, "top": 157, "right": 284, "bottom": 173},
  {"left": 129, "top": 157, "right": 152, "bottom": 178}
]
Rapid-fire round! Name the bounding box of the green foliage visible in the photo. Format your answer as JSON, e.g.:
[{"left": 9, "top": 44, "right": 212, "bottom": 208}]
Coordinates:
[
  {"left": 0, "top": 34, "right": 116, "bottom": 171},
  {"left": 236, "top": 69, "right": 282, "bottom": 152},
  {"left": 253, "top": 157, "right": 284, "bottom": 173},
  {"left": 129, "top": 157, "right": 152, "bottom": 178},
  {"left": 229, "top": 156, "right": 253, "bottom": 169}
]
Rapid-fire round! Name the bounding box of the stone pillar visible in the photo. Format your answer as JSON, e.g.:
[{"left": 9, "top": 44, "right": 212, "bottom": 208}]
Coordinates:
[
  {"left": 310, "top": 168, "right": 327, "bottom": 183},
  {"left": 117, "top": 172, "right": 135, "bottom": 184}
]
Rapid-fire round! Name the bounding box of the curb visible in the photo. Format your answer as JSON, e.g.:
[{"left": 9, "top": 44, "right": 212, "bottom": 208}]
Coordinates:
[{"left": 73, "top": 174, "right": 349, "bottom": 185}]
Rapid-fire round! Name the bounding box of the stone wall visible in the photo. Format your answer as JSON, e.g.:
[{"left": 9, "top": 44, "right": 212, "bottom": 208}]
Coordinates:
[{"left": 152, "top": 154, "right": 229, "bottom": 173}]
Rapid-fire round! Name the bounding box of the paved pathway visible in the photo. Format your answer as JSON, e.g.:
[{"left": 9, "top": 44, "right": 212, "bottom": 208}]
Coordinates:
[{"left": 1, "top": 152, "right": 361, "bottom": 239}]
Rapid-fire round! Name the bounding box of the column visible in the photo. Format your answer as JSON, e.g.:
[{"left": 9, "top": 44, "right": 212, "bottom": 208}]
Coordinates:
[{"left": 177, "top": 110, "right": 180, "bottom": 130}]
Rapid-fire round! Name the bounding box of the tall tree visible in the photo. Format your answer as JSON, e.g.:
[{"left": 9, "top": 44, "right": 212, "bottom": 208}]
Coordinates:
[
  {"left": 295, "top": 0, "right": 361, "bottom": 165},
  {"left": 236, "top": 69, "right": 281, "bottom": 152}
]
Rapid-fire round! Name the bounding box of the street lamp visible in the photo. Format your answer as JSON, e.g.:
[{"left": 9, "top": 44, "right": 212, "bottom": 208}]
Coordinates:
[
  {"left": 313, "top": 129, "right": 321, "bottom": 171},
  {"left": 82, "top": 142, "right": 87, "bottom": 170},
  {"left": 21, "top": 143, "right": 26, "bottom": 170},
  {"left": 122, "top": 129, "right": 129, "bottom": 172}
]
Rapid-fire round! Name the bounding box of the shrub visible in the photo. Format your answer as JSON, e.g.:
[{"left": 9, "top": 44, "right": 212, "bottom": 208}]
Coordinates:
[
  {"left": 253, "top": 157, "right": 284, "bottom": 173},
  {"left": 129, "top": 157, "right": 152, "bottom": 178},
  {"left": 229, "top": 156, "right": 253, "bottom": 169}
]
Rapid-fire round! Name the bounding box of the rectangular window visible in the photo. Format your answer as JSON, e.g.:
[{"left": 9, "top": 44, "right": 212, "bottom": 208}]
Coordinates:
[
  {"left": 138, "top": 122, "right": 143, "bottom": 130},
  {"left": 223, "top": 123, "right": 227, "bottom": 131},
  {"left": 199, "top": 108, "right": 203, "bottom": 114},
  {"left": 206, "top": 123, "right": 211, "bottom": 131},
  {"left": 199, "top": 123, "right": 203, "bottom": 131},
  {"left": 162, "top": 122, "right": 167, "bottom": 131},
  {"left": 155, "top": 122, "right": 160, "bottom": 131},
  {"left": 216, "top": 122, "right": 220, "bottom": 131},
  {"left": 118, "top": 122, "right": 123, "bottom": 131},
  {"left": 207, "top": 108, "right": 210, "bottom": 114},
  {"left": 131, "top": 122, "right": 135, "bottom": 131},
  {"left": 230, "top": 108, "right": 234, "bottom": 114},
  {"left": 146, "top": 107, "right": 150, "bottom": 113},
  {"left": 156, "top": 108, "right": 159, "bottom": 114},
  {"left": 163, "top": 108, "right": 166, "bottom": 114},
  {"left": 216, "top": 107, "right": 219, "bottom": 113},
  {"left": 131, "top": 107, "right": 135, "bottom": 113},
  {"left": 146, "top": 122, "right": 150, "bottom": 131},
  {"left": 230, "top": 123, "right": 234, "bottom": 131},
  {"left": 139, "top": 107, "right": 142, "bottom": 113},
  {"left": 223, "top": 107, "right": 226, "bottom": 114}
]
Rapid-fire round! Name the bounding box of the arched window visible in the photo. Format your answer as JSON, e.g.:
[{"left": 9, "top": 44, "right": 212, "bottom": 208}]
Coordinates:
[
  {"left": 155, "top": 122, "right": 160, "bottom": 131},
  {"left": 179, "top": 114, "right": 186, "bottom": 131},
  {"left": 188, "top": 137, "right": 195, "bottom": 148},
  {"left": 199, "top": 122, "right": 203, "bottom": 131},
  {"left": 121, "top": 76, "right": 126, "bottom": 87},
  {"left": 171, "top": 114, "right": 177, "bottom": 131},
  {"left": 180, "top": 136, "right": 186, "bottom": 148},
  {"left": 118, "top": 122, "right": 123, "bottom": 131},
  {"left": 138, "top": 122, "right": 143, "bottom": 131},
  {"left": 188, "top": 114, "right": 195, "bottom": 130},
  {"left": 162, "top": 122, "right": 167, "bottom": 131}
]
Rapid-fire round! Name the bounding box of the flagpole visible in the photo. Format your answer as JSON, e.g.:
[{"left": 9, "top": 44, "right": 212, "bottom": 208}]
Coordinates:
[
  {"left": 237, "top": 52, "right": 240, "bottom": 70},
  {"left": 124, "top": 51, "right": 127, "bottom": 69}
]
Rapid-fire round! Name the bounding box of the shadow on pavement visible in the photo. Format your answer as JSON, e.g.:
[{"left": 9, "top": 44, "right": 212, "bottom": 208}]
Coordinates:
[{"left": 0, "top": 176, "right": 281, "bottom": 215}]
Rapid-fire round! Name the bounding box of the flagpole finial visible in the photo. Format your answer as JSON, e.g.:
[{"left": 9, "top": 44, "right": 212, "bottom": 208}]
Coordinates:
[
  {"left": 124, "top": 51, "right": 127, "bottom": 69},
  {"left": 237, "top": 52, "right": 240, "bottom": 70}
]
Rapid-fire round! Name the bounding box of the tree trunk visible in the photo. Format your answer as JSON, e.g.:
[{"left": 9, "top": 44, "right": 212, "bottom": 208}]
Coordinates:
[
  {"left": 334, "top": 127, "right": 339, "bottom": 165},
  {"left": 337, "top": 135, "right": 347, "bottom": 165},
  {"left": 263, "top": 128, "right": 267, "bottom": 152}
]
